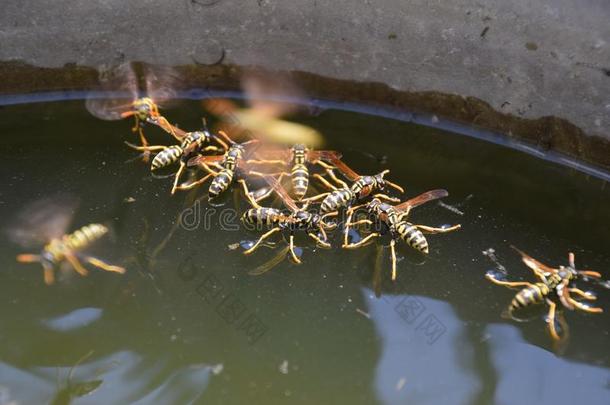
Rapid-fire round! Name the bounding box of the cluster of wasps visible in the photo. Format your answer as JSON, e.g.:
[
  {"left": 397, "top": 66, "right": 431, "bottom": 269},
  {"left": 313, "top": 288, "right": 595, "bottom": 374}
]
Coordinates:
[{"left": 11, "top": 64, "right": 607, "bottom": 350}]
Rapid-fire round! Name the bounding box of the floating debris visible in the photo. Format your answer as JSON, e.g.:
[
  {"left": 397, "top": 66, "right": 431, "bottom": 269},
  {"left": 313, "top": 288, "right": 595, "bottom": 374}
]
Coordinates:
[{"left": 278, "top": 360, "right": 289, "bottom": 375}]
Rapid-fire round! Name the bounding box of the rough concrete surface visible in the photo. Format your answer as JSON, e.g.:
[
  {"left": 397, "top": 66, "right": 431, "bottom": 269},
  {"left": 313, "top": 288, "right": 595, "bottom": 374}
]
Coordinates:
[{"left": 1, "top": 0, "right": 608, "bottom": 142}]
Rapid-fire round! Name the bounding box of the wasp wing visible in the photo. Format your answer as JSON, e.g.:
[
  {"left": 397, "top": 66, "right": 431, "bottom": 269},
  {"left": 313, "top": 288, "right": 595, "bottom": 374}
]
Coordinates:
[
  {"left": 394, "top": 189, "right": 449, "bottom": 212},
  {"left": 86, "top": 63, "right": 139, "bottom": 120},
  {"left": 5, "top": 194, "right": 79, "bottom": 247},
  {"left": 511, "top": 246, "right": 558, "bottom": 274}
]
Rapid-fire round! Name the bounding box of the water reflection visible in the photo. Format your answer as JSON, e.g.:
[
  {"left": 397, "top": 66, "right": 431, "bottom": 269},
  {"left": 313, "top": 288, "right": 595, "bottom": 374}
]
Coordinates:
[
  {"left": 0, "top": 351, "right": 220, "bottom": 405},
  {"left": 364, "top": 289, "right": 480, "bottom": 405},
  {"left": 486, "top": 324, "right": 610, "bottom": 405}
]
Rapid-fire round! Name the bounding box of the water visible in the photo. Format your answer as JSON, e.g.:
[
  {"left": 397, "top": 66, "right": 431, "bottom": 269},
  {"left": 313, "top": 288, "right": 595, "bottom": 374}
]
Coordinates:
[{"left": 1, "top": 98, "right": 609, "bottom": 404}]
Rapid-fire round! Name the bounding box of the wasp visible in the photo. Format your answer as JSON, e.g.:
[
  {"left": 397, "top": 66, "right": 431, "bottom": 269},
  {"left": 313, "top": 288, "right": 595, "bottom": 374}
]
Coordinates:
[
  {"left": 186, "top": 138, "right": 266, "bottom": 200},
  {"left": 342, "top": 189, "right": 461, "bottom": 280},
  {"left": 246, "top": 144, "right": 342, "bottom": 200},
  {"left": 304, "top": 157, "right": 405, "bottom": 218},
  {"left": 86, "top": 63, "right": 181, "bottom": 148},
  {"left": 126, "top": 121, "right": 232, "bottom": 194},
  {"left": 486, "top": 247, "right": 603, "bottom": 342},
  {"left": 8, "top": 195, "right": 125, "bottom": 285},
  {"left": 238, "top": 176, "right": 336, "bottom": 267}
]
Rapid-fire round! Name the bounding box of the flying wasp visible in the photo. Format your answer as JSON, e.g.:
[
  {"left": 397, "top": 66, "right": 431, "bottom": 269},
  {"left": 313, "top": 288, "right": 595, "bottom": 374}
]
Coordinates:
[
  {"left": 126, "top": 121, "right": 233, "bottom": 194},
  {"left": 486, "top": 247, "right": 604, "bottom": 342},
  {"left": 239, "top": 176, "right": 336, "bottom": 268},
  {"left": 86, "top": 63, "right": 182, "bottom": 148},
  {"left": 304, "top": 157, "right": 405, "bottom": 219},
  {"left": 246, "top": 144, "right": 343, "bottom": 200},
  {"left": 7, "top": 195, "right": 125, "bottom": 285},
  {"left": 342, "top": 189, "right": 461, "bottom": 280}
]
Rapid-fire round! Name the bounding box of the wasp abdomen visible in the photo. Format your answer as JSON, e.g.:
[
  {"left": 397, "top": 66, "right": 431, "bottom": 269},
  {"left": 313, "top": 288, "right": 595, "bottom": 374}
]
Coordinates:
[
  {"left": 242, "top": 208, "right": 282, "bottom": 227},
  {"left": 510, "top": 283, "right": 549, "bottom": 311},
  {"left": 210, "top": 170, "right": 234, "bottom": 198},
  {"left": 152, "top": 145, "right": 182, "bottom": 170},
  {"left": 321, "top": 189, "right": 353, "bottom": 213},
  {"left": 64, "top": 224, "right": 108, "bottom": 251},
  {"left": 291, "top": 164, "right": 309, "bottom": 199},
  {"left": 396, "top": 222, "right": 429, "bottom": 254}
]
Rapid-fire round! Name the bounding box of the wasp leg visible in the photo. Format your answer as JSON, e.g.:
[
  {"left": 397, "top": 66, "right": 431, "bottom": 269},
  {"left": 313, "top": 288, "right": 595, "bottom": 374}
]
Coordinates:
[
  {"left": 343, "top": 232, "right": 380, "bottom": 249},
  {"left": 343, "top": 208, "right": 356, "bottom": 246},
  {"left": 176, "top": 173, "right": 214, "bottom": 192},
  {"left": 215, "top": 130, "right": 234, "bottom": 148},
  {"left": 249, "top": 170, "right": 289, "bottom": 180},
  {"left": 246, "top": 159, "right": 286, "bottom": 166},
  {"left": 42, "top": 261, "right": 55, "bottom": 285},
  {"left": 415, "top": 224, "right": 462, "bottom": 234},
  {"left": 312, "top": 173, "right": 339, "bottom": 192},
  {"left": 545, "top": 299, "right": 562, "bottom": 342},
  {"left": 170, "top": 161, "right": 187, "bottom": 195},
  {"left": 64, "top": 252, "right": 89, "bottom": 277},
  {"left": 567, "top": 297, "right": 603, "bottom": 313},
  {"left": 349, "top": 219, "right": 373, "bottom": 226},
  {"left": 244, "top": 227, "right": 281, "bottom": 255},
  {"left": 324, "top": 168, "right": 349, "bottom": 189},
  {"left": 16, "top": 254, "right": 41, "bottom": 263},
  {"left": 239, "top": 179, "right": 262, "bottom": 208},
  {"left": 308, "top": 232, "right": 331, "bottom": 248},
  {"left": 289, "top": 234, "right": 302, "bottom": 264},
  {"left": 320, "top": 214, "right": 338, "bottom": 230},
  {"left": 578, "top": 270, "right": 602, "bottom": 278},
  {"left": 485, "top": 275, "right": 532, "bottom": 289},
  {"left": 200, "top": 145, "right": 224, "bottom": 153},
  {"left": 390, "top": 239, "right": 398, "bottom": 281},
  {"left": 568, "top": 288, "right": 597, "bottom": 300},
  {"left": 314, "top": 160, "right": 336, "bottom": 170},
  {"left": 84, "top": 257, "right": 126, "bottom": 274},
  {"left": 302, "top": 191, "right": 331, "bottom": 203},
  {"left": 557, "top": 279, "right": 575, "bottom": 310},
  {"left": 373, "top": 193, "right": 401, "bottom": 203}
]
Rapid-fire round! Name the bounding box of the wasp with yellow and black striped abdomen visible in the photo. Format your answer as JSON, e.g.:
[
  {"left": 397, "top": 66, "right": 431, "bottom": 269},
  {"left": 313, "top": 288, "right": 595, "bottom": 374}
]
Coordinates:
[
  {"left": 303, "top": 157, "right": 405, "bottom": 220},
  {"left": 342, "top": 189, "right": 461, "bottom": 280},
  {"left": 186, "top": 137, "right": 267, "bottom": 200},
  {"left": 238, "top": 176, "right": 336, "bottom": 269},
  {"left": 7, "top": 195, "right": 125, "bottom": 285},
  {"left": 486, "top": 247, "right": 604, "bottom": 343},
  {"left": 246, "top": 144, "right": 342, "bottom": 200},
  {"left": 126, "top": 122, "right": 233, "bottom": 194}
]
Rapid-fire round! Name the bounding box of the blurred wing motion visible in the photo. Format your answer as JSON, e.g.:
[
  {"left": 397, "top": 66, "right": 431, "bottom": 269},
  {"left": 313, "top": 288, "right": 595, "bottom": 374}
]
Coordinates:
[
  {"left": 394, "top": 189, "right": 449, "bottom": 212},
  {"left": 5, "top": 194, "right": 79, "bottom": 247},
  {"left": 202, "top": 69, "right": 324, "bottom": 146},
  {"left": 86, "top": 63, "right": 180, "bottom": 120},
  {"left": 86, "top": 63, "right": 139, "bottom": 120}
]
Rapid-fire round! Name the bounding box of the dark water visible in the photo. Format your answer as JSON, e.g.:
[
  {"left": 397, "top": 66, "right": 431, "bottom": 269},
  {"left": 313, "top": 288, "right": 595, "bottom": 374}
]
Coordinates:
[{"left": 0, "top": 98, "right": 609, "bottom": 405}]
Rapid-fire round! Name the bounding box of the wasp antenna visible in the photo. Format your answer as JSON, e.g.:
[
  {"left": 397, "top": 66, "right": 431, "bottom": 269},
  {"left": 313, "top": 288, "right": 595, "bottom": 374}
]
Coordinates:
[
  {"left": 386, "top": 179, "right": 404, "bottom": 194},
  {"left": 568, "top": 252, "right": 576, "bottom": 268}
]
